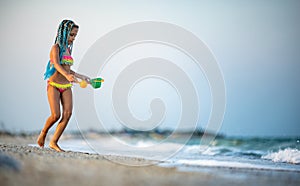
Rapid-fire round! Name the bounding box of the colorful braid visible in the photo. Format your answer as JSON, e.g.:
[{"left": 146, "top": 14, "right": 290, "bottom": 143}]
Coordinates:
[
  {"left": 44, "top": 20, "right": 78, "bottom": 80},
  {"left": 55, "top": 20, "right": 75, "bottom": 56}
]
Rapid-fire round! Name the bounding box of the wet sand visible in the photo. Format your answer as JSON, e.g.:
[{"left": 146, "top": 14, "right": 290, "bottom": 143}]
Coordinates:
[{"left": 1, "top": 134, "right": 300, "bottom": 186}]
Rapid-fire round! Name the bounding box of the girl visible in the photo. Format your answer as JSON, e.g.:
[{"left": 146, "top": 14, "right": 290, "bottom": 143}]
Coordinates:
[{"left": 37, "top": 20, "right": 90, "bottom": 152}]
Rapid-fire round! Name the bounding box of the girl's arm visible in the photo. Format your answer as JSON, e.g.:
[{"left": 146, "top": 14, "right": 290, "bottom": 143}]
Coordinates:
[
  {"left": 70, "top": 70, "right": 91, "bottom": 83},
  {"left": 50, "top": 44, "right": 76, "bottom": 82}
]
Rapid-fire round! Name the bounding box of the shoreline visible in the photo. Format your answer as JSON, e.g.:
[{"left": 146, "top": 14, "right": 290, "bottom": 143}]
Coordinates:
[{"left": 1, "top": 135, "right": 300, "bottom": 186}]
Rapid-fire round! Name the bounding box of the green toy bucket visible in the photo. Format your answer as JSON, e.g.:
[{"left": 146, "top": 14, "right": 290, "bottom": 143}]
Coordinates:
[{"left": 90, "top": 78, "right": 104, "bottom": 89}]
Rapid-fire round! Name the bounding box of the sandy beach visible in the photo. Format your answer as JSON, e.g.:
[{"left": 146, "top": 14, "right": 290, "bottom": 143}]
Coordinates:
[{"left": 1, "top": 133, "right": 300, "bottom": 186}]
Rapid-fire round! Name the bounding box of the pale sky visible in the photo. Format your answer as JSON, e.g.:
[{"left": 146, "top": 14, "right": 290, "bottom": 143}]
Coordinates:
[{"left": 0, "top": 0, "right": 299, "bottom": 137}]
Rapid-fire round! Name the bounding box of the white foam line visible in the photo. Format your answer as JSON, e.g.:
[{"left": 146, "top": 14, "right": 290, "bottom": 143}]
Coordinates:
[{"left": 172, "top": 159, "right": 300, "bottom": 172}]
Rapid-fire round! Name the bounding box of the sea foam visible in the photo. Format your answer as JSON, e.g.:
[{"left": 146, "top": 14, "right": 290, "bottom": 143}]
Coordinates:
[{"left": 262, "top": 148, "right": 300, "bottom": 164}]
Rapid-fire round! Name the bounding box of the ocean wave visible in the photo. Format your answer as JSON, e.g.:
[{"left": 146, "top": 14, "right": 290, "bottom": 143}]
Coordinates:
[
  {"left": 262, "top": 148, "right": 300, "bottom": 164},
  {"left": 181, "top": 145, "right": 264, "bottom": 158}
]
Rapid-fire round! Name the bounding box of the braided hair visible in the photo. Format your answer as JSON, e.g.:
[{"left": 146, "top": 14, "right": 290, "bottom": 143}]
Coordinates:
[
  {"left": 54, "top": 19, "right": 79, "bottom": 57},
  {"left": 44, "top": 19, "right": 79, "bottom": 80}
]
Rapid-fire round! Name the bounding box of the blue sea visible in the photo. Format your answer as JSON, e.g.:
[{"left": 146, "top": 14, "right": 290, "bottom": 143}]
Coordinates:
[{"left": 36, "top": 132, "right": 300, "bottom": 172}]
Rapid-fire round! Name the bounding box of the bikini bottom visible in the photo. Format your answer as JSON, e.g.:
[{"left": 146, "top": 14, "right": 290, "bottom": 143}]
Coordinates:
[{"left": 47, "top": 81, "right": 72, "bottom": 93}]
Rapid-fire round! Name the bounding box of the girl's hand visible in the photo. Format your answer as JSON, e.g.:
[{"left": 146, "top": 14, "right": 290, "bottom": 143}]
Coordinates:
[{"left": 81, "top": 75, "right": 91, "bottom": 84}]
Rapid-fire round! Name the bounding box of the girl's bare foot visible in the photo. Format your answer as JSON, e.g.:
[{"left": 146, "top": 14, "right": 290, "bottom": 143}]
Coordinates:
[
  {"left": 37, "top": 131, "right": 47, "bottom": 148},
  {"left": 49, "top": 142, "right": 65, "bottom": 152}
]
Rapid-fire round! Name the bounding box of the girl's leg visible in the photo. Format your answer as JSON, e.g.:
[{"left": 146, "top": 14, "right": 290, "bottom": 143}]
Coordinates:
[
  {"left": 49, "top": 88, "right": 73, "bottom": 152},
  {"left": 37, "top": 86, "right": 61, "bottom": 147}
]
